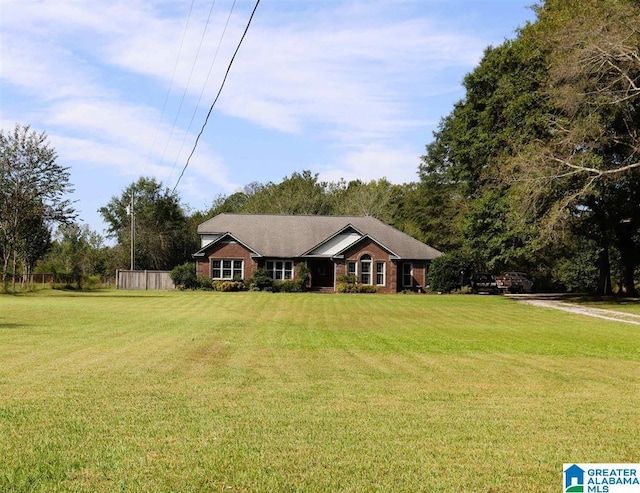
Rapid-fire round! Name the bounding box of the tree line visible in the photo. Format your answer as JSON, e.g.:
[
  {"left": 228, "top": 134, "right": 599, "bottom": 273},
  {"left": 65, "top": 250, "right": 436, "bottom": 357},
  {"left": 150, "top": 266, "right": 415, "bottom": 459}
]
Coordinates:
[
  {"left": 2, "top": 0, "right": 638, "bottom": 294},
  {"left": 416, "top": 0, "right": 639, "bottom": 295}
]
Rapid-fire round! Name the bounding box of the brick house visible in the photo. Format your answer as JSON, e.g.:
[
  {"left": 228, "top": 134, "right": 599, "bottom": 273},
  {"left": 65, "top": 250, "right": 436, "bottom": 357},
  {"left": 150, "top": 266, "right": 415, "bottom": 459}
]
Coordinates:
[{"left": 193, "top": 213, "right": 442, "bottom": 293}]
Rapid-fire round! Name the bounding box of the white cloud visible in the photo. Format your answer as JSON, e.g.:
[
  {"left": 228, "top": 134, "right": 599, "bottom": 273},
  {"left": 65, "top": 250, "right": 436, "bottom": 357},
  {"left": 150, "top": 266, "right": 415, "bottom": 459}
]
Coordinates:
[
  {"left": 2, "top": 0, "right": 482, "bottom": 144},
  {"left": 219, "top": 11, "right": 484, "bottom": 142},
  {"left": 1, "top": 0, "right": 532, "bottom": 230},
  {"left": 318, "top": 144, "right": 422, "bottom": 185}
]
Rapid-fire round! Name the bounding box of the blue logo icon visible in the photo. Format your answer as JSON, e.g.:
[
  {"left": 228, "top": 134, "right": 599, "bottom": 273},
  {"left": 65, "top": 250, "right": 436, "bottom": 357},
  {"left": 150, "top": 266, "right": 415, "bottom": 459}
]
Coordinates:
[{"left": 565, "top": 464, "right": 585, "bottom": 492}]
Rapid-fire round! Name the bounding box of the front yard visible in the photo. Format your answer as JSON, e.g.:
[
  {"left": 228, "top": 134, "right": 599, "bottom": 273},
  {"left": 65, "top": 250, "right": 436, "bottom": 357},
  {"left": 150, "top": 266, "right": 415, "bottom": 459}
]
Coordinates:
[{"left": 1, "top": 291, "right": 638, "bottom": 492}]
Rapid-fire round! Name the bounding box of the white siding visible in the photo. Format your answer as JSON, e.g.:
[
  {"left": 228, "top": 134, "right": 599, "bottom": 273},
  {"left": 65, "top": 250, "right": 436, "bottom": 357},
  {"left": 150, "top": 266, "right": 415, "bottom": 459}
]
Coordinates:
[
  {"left": 307, "top": 233, "right": 361, "bottom": 256},
  {"left": 201, "top": 234, "right": 221, "bottom": 248}
]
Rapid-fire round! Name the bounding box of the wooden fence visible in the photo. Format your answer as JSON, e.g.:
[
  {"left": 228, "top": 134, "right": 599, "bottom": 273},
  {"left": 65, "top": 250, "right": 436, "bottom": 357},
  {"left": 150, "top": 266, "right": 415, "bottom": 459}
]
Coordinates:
[{"left": 116, "top": 270, "right": 175, "bottom": 290}]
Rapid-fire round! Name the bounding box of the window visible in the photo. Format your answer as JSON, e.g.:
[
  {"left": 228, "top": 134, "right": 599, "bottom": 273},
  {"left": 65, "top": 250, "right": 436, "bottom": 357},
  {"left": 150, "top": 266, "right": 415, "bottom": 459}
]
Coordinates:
[
  {"left": 375, "top": 261, "right": 385, "bottom": 286},
  {"left": 360, "top": 255, "right": 372, "bottom": 285},
  {"left": 266, "top": 260, "right": 293, "bottom": 280},
  {"left": 212, "top": 259, "right": 243, "bottom": 280},
  {"left": 347, "top": 261, "right": 357, "bottom": 278},
  {"left": 403, "top": 262, "right": 413, "bottom": 287}
]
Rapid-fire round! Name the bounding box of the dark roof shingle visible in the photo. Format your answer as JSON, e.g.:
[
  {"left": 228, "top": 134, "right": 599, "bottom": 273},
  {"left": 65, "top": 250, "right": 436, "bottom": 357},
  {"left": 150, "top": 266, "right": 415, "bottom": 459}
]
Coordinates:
[{"left": 197, "top": 213, "right": 442, "bottom": 260}]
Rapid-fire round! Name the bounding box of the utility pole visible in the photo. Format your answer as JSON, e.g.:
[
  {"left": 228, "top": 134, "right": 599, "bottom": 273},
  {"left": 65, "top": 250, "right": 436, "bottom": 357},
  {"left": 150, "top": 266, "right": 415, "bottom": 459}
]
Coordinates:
[{"left": 128, "top": 190, "right": 135, "bottom": 270}]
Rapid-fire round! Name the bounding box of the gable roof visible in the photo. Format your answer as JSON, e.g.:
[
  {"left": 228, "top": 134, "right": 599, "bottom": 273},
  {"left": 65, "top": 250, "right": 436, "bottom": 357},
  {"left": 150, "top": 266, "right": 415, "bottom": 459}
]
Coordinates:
[
  {"left": 193, "top": 232, "right": 261, "bottom": 258},
  {"left": 331, "top": 233, "right": 399, "bottom": 258},
  {"left": 197, "top": 213, "right": 442, "bottom": 260}
]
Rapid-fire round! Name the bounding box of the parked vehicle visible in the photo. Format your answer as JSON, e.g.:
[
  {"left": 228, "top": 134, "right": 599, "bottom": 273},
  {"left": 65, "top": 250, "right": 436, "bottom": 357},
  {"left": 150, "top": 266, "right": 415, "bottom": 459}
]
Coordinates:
[
  {"left": 495, "top": 272, "right": 534, "bottom": 294},
  {"left": 470, "top": 273, "right": 499, "bottom": 294}
]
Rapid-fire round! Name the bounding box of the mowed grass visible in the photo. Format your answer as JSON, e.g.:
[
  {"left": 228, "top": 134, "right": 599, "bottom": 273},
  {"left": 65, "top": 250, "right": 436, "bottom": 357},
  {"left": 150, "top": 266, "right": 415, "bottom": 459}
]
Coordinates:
[
  {"left": 575, "top": 297, "right": 640, "bottom": 315},
  {"left": 0, "top": 291, "right": 638, "bottom": 492}
]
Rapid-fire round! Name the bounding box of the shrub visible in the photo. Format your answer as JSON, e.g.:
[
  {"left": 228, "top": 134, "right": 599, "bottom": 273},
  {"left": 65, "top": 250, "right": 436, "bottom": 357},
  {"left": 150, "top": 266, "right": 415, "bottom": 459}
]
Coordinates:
[
  {"left": 196, "top": 276, "right": 214, "bottom": 290},
  {"left": 273, "top": 279, "right": 302, "bottom": 292},
  {"left": 170, "top": 263, "right": 198, "bottom": 289},
  {"left": 336, "top": 282, "right": 353, "bottom": 293},
  {"left": 84, "top": 275, "right": 101, "bottom": 290},
  {"left": 248, "top": 267, "right": 307, "bottom": 293},
  {"left": 337, "top": 274, "right": 357, "bottom": 284},
  {"left": 248, "top": 268, "right": 273, "bottom": 291},
  {"left": 428, "top": 252, "right": 472, "bottom": 293},
  {"left": 357, "top": 284, "right": 378, "bottom": 293},
  {"left": 451, "top": 285, "right": 473, "bottom": 295},
  {"left": 295, "top": 263, "right": 311, "bottom": 291},
  {"left": 336, "top": 277, "right": 378, "bottom": 294},
  {"left": 213, "top": 280, "right": 246, "bottom": 292}
]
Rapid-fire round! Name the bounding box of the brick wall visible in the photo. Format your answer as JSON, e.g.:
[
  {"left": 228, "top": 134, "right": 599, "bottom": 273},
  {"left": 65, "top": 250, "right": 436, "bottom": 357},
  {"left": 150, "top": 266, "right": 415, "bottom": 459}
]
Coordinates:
[
  {"left": 195, "top": 237, "right": 431, "bottom": 293},
  {"left": 195, "top": 241, "right": 258, "bottom": 279},
  {"left": 341, "top": 239, "right": 398, "bottom": 294}
]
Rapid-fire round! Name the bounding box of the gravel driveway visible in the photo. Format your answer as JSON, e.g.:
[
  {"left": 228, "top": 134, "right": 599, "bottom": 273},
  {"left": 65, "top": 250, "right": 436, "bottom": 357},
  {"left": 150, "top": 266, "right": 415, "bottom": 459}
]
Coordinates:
[{"left": 511, "top": 295, "right": 640, "bottom": 326}]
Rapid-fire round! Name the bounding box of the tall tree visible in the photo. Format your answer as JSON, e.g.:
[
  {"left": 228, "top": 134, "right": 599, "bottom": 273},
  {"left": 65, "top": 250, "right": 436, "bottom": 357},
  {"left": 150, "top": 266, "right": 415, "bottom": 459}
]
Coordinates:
[
  {"left": 241, "top": 171, "right": 332, "bottom": 215},
  {"left": 392, "top": 180, "right": 466, "bottom": 253},
  {"left": 419, "top": 32, "right": 550, "bottom": 270},
  {"left": 328, "top": 178, "right": 401, "bottom": 223},
  {"left": 418, "top": 0, "right": 640, "bottom": 293},
  {"left": 0, "top": 124, "right": 75, "bottom": 291},
  {"left": 99, "top": 177, "right": 195, "bottom": 270},
  {"left": 514, "top": 0, "right": 640, "bottom": 294}
]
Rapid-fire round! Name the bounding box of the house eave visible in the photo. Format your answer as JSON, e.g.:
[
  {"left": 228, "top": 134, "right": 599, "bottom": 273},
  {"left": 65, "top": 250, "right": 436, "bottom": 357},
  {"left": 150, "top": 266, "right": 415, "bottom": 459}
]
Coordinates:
[
  {"left": 300, "top": 223, "right": 365, "bottom": 257},
  {"left": 333, "top": 234, "right": 400, "bottom": 258},
  {"left": 192, "top": 232, "right": 262, "bottom": 258}
]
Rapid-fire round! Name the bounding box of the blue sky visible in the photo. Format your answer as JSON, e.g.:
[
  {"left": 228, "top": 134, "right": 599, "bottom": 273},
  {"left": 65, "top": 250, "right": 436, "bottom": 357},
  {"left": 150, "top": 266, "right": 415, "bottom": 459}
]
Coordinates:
[{"left": 1, "top": 0, "right": 537, "bottom": 237}]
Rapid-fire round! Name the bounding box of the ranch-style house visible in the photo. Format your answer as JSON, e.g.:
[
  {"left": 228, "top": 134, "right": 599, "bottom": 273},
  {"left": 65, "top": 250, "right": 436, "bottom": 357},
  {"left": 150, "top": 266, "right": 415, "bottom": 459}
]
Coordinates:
[{"left": 193, "top": 213, "right": 442, "bottom": 293}]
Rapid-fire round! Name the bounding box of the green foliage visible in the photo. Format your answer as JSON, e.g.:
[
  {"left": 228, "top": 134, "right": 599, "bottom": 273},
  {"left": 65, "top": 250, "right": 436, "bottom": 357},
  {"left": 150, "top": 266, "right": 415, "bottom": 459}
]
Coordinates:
[
  {"left": 0, "top": 124, "right": 75, "bottom": 291},
  {"left": 393, "top": 181, "right": 465, "bottom": 253},
  {"left": 420, "top": 37, "right": 549, "bottom": 195},
  {"left": 36, "top": 223, "right": 107, "bottom": 289},
  {"left": 428, "top": 252, "right": 473, "bottom": 293},
  {"left": 336, "top": 275, "right": 378, "bottom": 293},
  {"left": 226, "top": 171, "right": 333, "bottom": 216},
  {"left": 512, "top": 0, "right": 640, "bottom": 295},
  {"left": 337, "top": 274, "right": 357, "bottom": 284},
  {"left": 272, "top": 279, "right": 303, "bottom": 292},
  {"left": 248, "top": 268, "right": 274, "bottom": 291},
  {"left": 84, "top": 275, "right": 102, "bottom": 290},
  {"left": 336, "top": 282, "right": 378, "bottom": 293},
  {"left": 414, "top": 35, "right": 551, "bottom": 268},
  {"left": 415, "top": 1, "right": 640, "bottom": 294},
  {"left": 196, "top": 276, "right": 214, "bottom": 290},
  {"left": 552, "top": 238, "right": 600, "bottom": 293},
  {"left": 247, "top": 265, "right": 308, "bottom": 293},
  {"left": 295, "top": 262, "right": 310, "bottom": 290},
  {"left": 212, "top": 280, "right": 246, "bottom": 292},
  {"left": 99, "top": 177, "right": 196, "bottom": 271},
  {"left": 463, "top": 190, "right": 535, "bottom": 272},
  {"left": 170, "top": 263, "right": 198, "bottom": 290},
  {"left": 327, "top": 178, "right": 402, "bottom": 223},
  {"left": 200, "top": 171, "right": 410, "bottom": 228}
]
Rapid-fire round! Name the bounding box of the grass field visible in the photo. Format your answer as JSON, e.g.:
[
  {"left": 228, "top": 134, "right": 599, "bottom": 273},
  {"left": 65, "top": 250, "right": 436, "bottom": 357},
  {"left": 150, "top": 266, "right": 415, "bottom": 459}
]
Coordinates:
[
  {"left": 1, "top": 290, "right": 638, "bottom": 492},
  {"left": 577, "top": 297, "right": 640, "bottom": 315}
]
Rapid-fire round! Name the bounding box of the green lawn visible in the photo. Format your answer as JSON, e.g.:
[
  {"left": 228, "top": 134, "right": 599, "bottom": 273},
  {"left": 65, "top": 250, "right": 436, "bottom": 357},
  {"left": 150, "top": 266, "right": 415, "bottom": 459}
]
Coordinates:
[
  {"left": 576, "top": 297, "right": 640, "bottom": 315},
  {"left": 1, "top": 290, "right": 638, "bottom": 492}
]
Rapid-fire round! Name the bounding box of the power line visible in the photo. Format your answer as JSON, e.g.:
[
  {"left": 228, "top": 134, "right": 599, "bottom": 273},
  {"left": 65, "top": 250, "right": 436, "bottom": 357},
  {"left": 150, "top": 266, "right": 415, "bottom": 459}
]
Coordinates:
[
  {"left": 142, "top": 0, "right": 196, "bottom": 176},
  {"left": 168, "top": 0, "right": 237, "bottom": 184},
  {"left": 158, "top": 0, "right": 220, "bottom": 171},
  {"left": 172, "top": 0, "right": 261, "bottom": 194}
]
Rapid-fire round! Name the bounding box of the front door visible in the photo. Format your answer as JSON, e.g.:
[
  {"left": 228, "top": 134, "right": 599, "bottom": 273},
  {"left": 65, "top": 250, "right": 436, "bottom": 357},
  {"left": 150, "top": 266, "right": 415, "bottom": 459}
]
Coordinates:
[{"left": 307, "top": 259, "right": 334, "bottom": 287}]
